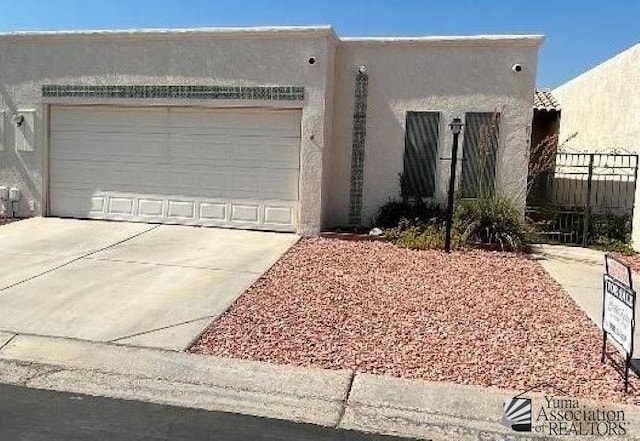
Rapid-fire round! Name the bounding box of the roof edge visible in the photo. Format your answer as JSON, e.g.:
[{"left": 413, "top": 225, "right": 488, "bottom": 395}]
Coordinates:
[
  {"left": 0, "top": 25, "right": 339, "bottom": 41},
  {"left": 0, "top": 27, "right": 543, "bottom": 47},
  {"left": 341, "top": 34, "right": 544, "bottom": 47}
]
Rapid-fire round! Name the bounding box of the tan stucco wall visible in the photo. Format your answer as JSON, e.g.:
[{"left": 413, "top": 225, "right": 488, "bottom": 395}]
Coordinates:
[
  {"left": 326, "top": 39, "right": 540, "bottom": 227},
  {"left": 0, "top": 27, "right": 542, "bottom": 234},
  {"left": 552, "top": 44, "right": 640, "bottom": 249},
  {"left": 553, "top": 44, "right": 640, "bottom": 151},
  {"left": 0, "top": 28, "right": 334, "bottom": 235}
]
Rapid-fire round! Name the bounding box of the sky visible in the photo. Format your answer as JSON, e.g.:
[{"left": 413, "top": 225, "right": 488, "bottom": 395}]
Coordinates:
[{"left": 0, "top": 0, "right": 638, "bottom": 88}]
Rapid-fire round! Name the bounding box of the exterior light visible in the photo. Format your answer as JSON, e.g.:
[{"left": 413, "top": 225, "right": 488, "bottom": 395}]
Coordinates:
[
  {"left": 357, "top": 65, "right": 367, "bottom": 75},
  {"left": 449, "top": 117, "right": 463, "bottom": 135},
  {"left": 444, "top": 117, "right": 464, "bottom": 253},
  {"left": 12, "top": 114, "right": 24, "bottom": 127}
]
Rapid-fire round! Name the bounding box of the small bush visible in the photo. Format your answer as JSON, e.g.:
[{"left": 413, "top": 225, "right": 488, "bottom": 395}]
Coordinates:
[
  {"left": 587, "top": 213, "right": 633, "bottom": 254},
  {"left": 590, "top": 237, "right": 635, "bottom": 255},
  {"left": 381, "top": 196, "right": 525, "bottom": 252},
  {"left": 389, "top": 221, "right": 446, "bottom": 250},
  {"left": 374, "top": 199, "right": 445, "bottom": 229},
  {"left": 455, "top": 196, "right": 525, "bottom": 250},
  {"left": 589, "top": 213, "right": 631, "bottom": 245},
  {"left": 385, "top": 218, "right": 467, "bottom": 251}
]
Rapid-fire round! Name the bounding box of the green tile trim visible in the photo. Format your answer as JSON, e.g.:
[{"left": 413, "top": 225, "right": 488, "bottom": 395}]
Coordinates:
[
  {"left": 42, "top": 85, "right": 305, "bottom": 101},
  {"left": 348, "top": 72, "right": 368, "bottom": 226}
]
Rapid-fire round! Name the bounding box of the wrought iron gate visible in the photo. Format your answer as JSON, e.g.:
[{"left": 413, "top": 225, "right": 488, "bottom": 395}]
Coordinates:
[{"left": 527, "top": 152, "right": 639, "bottom": 245}]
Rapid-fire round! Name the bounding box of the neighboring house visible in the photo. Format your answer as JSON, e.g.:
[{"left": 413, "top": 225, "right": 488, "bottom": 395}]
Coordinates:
[
  {"left": 0, "top": 26, "right": 542, "bottom": 235},
  {"left": 552, "top": 43, "right": 640, "bottom": 248},
  {"left": 553, "top": 43, "right": 640, "bottom": 152}
]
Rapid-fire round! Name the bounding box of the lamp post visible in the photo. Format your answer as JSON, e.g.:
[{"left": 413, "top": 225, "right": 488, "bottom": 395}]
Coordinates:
[{"left": 445, "top": 117, "right": 464, "bottom": 253}]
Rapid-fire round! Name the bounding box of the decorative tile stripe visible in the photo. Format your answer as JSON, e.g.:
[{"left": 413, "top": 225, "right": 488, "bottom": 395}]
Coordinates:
[
  {"left": 348, "top": 71, "right": 368, "bottom": 226},
  {"left": 42, "top": 85, "right": 305, "bottom": 101}
]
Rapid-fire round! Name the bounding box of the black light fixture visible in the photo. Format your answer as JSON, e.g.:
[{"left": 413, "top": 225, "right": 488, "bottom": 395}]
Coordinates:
[
  {"left": 12, "top": 114, "right": 24, "bottom": 127},
  {"left": 444, "top": 117, "right": 464, "bottom": 253}
]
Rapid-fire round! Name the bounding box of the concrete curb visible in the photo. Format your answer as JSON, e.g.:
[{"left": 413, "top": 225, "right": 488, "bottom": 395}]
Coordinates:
[
  {"left": 1, "top": 333, "right": 640, "bottom": 440},
  {"left": 0, "top": 333, "right": 351, "bottom": 427}
]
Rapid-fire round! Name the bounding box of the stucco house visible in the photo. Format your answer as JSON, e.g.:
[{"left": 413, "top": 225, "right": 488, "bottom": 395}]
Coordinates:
[{"left": 0, "top": 26, "right": 542, "bottom": 235}]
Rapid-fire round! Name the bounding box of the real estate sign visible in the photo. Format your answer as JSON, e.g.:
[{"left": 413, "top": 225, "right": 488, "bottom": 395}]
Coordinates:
[
  {"left": 603, "top": 274, "right": 635, "bottom": 354},
  {"left": 602, "top": 254, "right": 636, "bottom": 393}
]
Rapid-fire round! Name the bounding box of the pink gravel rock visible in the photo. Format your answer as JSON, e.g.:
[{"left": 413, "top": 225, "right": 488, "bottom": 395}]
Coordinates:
[
  {"left": 191, "top": 238, "right": 640, "bottom": 404},
  {"left": 617, "top": 253, "right": 640, "bottom": 276}
]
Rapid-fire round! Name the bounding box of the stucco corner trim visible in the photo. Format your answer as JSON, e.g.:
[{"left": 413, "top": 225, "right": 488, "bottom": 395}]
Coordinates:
[{"left": 42, "top": 85, "right": 305, "bottom": 101}]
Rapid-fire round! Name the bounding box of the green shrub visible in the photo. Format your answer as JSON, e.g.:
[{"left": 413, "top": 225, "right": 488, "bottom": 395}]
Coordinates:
[
  {"left": 454, "top": 196, "right": 525, "bottom": 250},
  {"left": 589, "top": 237, "right": 635, "bottom": 255},
  {"left": 374, "top": 199, "right": 445, "bottom": 229},
  {"left": 583, "top": 212, "right": 633, "bottom": 253},
  {"left": 589, "top": 213, "right": 631, "bottom": 245},
  {"left": 381, "top": 196, "right": 525, "bottom": 251},
  {"left": 385, "top": 218, "right": 466, "bottom": 251}
]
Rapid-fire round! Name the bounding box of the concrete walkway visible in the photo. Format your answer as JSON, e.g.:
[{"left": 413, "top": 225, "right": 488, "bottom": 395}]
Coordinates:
[
  {"left": 1, "top": 331, "right": 640, "bottom": 440},
  {"left": 533, "top": 244, "right": 640, "bottom": 358}
]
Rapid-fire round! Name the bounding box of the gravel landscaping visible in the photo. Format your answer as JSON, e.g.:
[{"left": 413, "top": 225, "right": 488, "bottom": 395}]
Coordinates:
[
  {"left": 191, "top": 238, "right": 640, "bottom": 404},
  {"left": 617, "top": 253, "right": 640, "bottom": 275}
]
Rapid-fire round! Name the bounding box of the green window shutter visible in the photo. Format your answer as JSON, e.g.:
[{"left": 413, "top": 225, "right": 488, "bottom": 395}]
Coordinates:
[
  {"left": 403, "top": 112, "right": 440, "bottom": 198},
  {"left": 460, "top": 112, "right": 500, "bottom": 198}
]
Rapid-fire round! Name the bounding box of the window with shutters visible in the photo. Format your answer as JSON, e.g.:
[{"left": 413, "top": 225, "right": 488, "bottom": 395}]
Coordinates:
[
  {"left": 460, "top": 112, "right": 500, "bottom": 198},
  {"left": 403, "top": 112, "right": 440, "bottom": 199}
]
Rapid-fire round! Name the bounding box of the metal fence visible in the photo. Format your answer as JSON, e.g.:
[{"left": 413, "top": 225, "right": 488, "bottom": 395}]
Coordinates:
[{"left": 527, "top": 152, "right": 639, "bottom": 245}]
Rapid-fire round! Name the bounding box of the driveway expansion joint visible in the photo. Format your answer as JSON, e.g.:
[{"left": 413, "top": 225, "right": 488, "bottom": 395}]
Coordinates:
[
  {"left": 81, "top": 256, "right": 266, "bottom": 274},
  {"left": 107, "top": 315, "right": 217, "bottom": 345},
  {"left": 0, "top": 224, "right": 160, "bottom": 294},
  {"left": 0, "top": 332, "right": 16, "bottom": 352}
]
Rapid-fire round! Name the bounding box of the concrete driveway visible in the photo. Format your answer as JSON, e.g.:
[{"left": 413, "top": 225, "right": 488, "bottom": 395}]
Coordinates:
[{"left": 0, "top": 218, "right": 298, "bottom": 350}]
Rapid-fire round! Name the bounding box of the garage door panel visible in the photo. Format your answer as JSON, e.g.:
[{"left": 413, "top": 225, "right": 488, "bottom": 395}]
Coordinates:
[
  {"left": 138, "top": 199, "right": 165, "bottom": 217},
  {"left": 50, "top": 106, "right": 300, "bottom": 232},
  {"left": 169, "top": 108, "right": 297, "bottom": 128},
  {"left": 53, "top": 106, "right": 166, "bottom": 123},
  {"left": 51, "top": 163, "right": 170, "bottom": 190},
  {"left": 260, "top": 172, "right": 299, "bottom": 199},
  {"left": 52, "top": 192, "right": 297, "bottom": 232},
  {"left": 52, "top": 163, "right": 298, "bottom": 194},
  {"left": 231, "top": 140, "right": 299, "bottom": 165},
  {"left": 51, "top": 136, "right": 168, "bottom": 161}
]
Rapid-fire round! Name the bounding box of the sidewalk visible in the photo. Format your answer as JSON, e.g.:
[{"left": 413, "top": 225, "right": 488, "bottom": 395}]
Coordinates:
[
  {"left": 3, "top": 331, "right": 639, "bottom": 440},
  {"left": 532, "top": 244, "right": 640, "bottom": 358}
]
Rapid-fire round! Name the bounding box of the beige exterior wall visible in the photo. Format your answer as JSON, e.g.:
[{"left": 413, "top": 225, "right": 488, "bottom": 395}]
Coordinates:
[
  {"left": 552, "top": 44, "right": 640, "bottom": 249},
  {"left": 326, "top": 38, "right": 540, "bottom": 227},
  {"left": 0, "top": 27, "right": 333, "bottom": 235},
  {"left": 553, "top": 44, "right": 640, "bottom": 151},
  {"left": 0, "top": 27, "right": 542, "bottom": 234}
]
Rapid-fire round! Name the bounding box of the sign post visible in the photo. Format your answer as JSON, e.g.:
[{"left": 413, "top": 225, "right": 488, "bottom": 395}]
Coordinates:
[{"left": 602, "top": 254, "right": 636, "bottom": 392}]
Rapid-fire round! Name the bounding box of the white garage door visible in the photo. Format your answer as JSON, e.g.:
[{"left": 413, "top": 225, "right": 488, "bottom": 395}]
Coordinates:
[{"left": 49, "top": 106, "right": 301, "bottom": 232}]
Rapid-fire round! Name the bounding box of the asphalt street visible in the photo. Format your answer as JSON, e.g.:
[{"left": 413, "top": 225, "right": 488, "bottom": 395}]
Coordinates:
[{"left": 0, "top": 384, "right": 412, "bottom": 441}]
